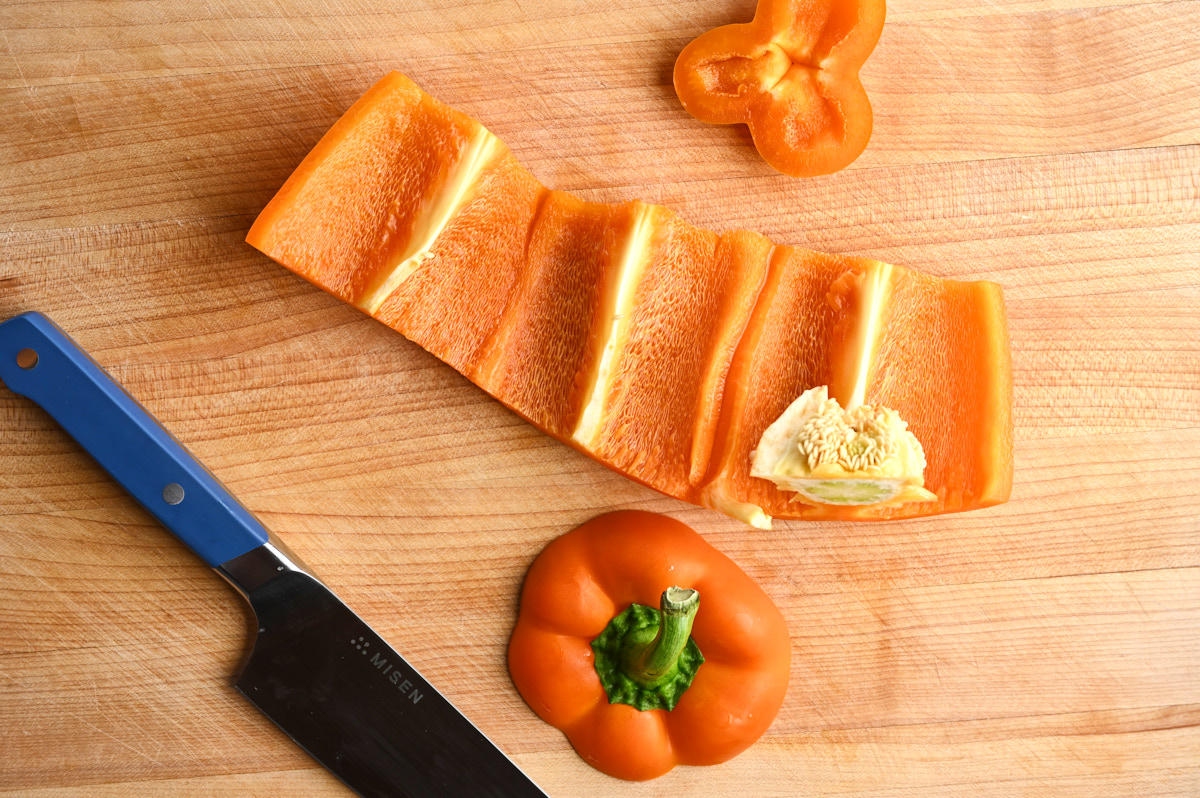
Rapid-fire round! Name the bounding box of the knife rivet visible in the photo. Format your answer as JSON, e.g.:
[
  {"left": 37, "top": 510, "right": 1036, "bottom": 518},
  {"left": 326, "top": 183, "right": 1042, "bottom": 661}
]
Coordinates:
[
  {"left": 16, "top": 348, "right": 38, "bottom": 370},
  {"left": 162, "top": 482, "right": 185, "bottom": 505}
]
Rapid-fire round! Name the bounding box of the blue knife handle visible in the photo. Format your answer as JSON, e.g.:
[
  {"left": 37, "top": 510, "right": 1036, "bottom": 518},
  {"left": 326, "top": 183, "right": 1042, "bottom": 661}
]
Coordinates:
[{"left": 0, "top": 312, "right": 268, "bottom": 567}]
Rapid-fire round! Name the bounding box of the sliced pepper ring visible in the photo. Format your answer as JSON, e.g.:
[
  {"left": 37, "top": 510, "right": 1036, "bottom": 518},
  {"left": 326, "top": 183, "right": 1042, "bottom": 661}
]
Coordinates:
[
  {"left": 507, "top": 511, "right": 791, "bottom": 780},
  {"left": 673, "top": 0, "right": 887, "bottom": 176}
]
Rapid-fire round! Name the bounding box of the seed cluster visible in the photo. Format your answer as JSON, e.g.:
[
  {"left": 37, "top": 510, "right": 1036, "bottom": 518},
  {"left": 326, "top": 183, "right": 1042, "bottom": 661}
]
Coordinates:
[{"left": 797, "top": 398, "right": 898, "bottom": 472}]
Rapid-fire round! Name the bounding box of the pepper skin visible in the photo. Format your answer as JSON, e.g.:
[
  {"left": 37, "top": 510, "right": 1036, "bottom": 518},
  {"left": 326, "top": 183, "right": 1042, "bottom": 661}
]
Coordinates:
[
  {"left": 673, "top": 0, "right": 886, "bottom": 177},
  {"left": 507, "top": 511, "right": 790, "bottom": 780}
]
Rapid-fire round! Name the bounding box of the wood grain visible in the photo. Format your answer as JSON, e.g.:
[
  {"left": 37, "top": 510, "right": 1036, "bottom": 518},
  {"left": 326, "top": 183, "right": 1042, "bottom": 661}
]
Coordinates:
[{"left": 1, "top": 0, "right": 1198, "bottom": 795}]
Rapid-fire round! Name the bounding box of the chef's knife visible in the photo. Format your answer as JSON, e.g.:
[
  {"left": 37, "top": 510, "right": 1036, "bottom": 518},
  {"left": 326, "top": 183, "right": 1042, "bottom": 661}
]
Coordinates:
[{"left": 0, "top": 311, "right": 549, "bottom": 798}]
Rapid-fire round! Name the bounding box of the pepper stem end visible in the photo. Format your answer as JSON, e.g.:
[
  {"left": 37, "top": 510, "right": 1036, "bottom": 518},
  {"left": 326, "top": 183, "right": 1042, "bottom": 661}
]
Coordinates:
[
  {"left": 631, "top": 587, "right": 700, "bottom": 682},
  {"left": 591, "top": 586, "right": 705, "bottom": 712}
]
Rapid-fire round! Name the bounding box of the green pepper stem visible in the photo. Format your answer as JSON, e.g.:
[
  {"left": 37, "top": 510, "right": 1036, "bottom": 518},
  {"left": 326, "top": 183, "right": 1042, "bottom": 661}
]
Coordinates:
[{"left": 623, "top": 586, "right": 700, "bottom": 685}]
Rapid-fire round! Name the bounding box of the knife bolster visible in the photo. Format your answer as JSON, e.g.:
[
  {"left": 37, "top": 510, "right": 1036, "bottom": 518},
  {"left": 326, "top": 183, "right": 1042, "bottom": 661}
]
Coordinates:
[{"left": 215, "top": 534, "right": 321, "bottom": 601}]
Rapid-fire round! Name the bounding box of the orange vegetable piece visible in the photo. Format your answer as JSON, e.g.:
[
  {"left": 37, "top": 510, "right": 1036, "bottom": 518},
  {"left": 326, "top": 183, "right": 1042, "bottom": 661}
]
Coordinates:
[
  {"left": 373, "top": 146, "right": 544, "bottom": 377},
  {"left": 673, "top": 0, "right": 887, "bottom": 176},
  {"left": 247, "top": 72, "right": 1013, "bottom": 526},
  {"left": 475, "top": 191, "right": 638, "bottom": 441},
  {"left": 701, "top": 246, "right": 849, "bottom": 521},
  {"left": 826, "top": 261, "right": 1014, "bottom": 517},
  {"left": 708, "top": 255, "right": 1012, "bottom": 523},
  {"left": 508, "top": 511, "right": 790, "bottom": 780},
  {"left": 574, "top": 210, "right": 773, "bottom": 501},
  {"left": 247, "top": 72, "right": 481, "bottom": 306}
]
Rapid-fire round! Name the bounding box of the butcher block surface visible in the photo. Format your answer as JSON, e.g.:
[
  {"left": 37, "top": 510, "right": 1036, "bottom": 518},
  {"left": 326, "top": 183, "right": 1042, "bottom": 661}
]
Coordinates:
[{"left": 1, "top": 0, "right": 1198, "bottom": 795}]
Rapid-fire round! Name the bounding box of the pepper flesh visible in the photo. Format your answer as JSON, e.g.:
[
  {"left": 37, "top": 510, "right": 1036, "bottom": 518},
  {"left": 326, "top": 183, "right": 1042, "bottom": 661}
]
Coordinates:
[
  {"left": 508, "top": 511, "right": 790, "bottom": 781},
  {"left": 247, "top": 72, "right": 1014, "bottom": 526},
  {"left": 673, "top": 0, "right": 886, "bottom": 176}
]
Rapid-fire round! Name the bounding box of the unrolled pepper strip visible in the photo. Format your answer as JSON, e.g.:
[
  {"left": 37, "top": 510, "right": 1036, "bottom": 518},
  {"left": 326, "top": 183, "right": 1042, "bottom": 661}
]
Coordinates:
[
  {"left": 673, "top": 0, "right": 886, "bottom": 176},
  {"left": 508, "top": 511, "right": 791, "bottom": 780}
]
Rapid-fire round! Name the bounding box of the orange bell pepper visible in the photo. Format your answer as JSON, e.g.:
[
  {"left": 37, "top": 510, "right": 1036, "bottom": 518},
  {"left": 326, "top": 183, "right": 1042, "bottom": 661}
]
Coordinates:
[
  {"left": 673, "top": 0, "right": 886, "bottom": 176},
  {"left": 507, "top": 511, "right": 790, "bottom": 780}
]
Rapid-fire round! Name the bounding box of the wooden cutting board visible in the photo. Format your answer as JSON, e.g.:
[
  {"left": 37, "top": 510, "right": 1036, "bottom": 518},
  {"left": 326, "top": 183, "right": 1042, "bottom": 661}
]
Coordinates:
[{"left": 1, "top": 0, "right": 1198, "bottom": 795}]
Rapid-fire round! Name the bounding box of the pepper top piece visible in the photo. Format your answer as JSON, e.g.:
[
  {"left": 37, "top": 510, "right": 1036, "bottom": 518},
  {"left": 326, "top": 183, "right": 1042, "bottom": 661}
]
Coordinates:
[
  {"left": 673, "top": 0, "right": 887, "bottom": 177},
  {"left": 508, "top": 511, "right": 790, "bottom": 781}
]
